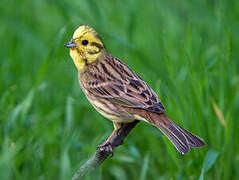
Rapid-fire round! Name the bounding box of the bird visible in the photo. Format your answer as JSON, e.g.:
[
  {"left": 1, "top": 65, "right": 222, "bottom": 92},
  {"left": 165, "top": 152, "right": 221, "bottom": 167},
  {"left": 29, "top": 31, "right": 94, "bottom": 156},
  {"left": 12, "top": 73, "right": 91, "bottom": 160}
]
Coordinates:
[{"left": 64, "top": 25, "right": 205, "bottom": 154}]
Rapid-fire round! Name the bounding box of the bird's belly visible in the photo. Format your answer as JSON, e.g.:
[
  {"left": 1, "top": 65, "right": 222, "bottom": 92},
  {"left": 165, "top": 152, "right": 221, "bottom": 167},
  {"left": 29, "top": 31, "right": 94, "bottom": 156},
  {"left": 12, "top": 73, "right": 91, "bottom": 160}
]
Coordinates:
[{"left": 88, "top": 98, "right": 134, "bottom": 123}]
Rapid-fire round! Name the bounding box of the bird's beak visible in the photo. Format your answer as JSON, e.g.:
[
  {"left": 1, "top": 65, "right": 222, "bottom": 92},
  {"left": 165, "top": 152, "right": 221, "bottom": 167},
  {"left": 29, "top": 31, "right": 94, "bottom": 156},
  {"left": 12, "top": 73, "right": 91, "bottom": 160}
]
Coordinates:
[{"left": 64, "top": 40, "right": 77, "bottom": 48}]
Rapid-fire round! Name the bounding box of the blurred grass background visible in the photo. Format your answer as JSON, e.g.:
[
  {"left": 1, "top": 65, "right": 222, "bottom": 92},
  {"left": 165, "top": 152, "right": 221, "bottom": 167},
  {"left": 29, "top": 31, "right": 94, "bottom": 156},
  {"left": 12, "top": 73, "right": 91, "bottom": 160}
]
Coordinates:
[{"left": 0, "top": 0, "right": 238, "bottom": 179}]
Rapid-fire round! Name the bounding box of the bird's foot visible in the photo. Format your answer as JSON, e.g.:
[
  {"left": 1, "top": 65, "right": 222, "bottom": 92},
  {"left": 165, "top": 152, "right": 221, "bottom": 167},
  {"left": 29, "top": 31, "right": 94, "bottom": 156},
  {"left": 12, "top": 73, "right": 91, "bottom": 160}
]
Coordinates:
[{"left": 98, "top": 140, "right": 114, "bottom": 157}]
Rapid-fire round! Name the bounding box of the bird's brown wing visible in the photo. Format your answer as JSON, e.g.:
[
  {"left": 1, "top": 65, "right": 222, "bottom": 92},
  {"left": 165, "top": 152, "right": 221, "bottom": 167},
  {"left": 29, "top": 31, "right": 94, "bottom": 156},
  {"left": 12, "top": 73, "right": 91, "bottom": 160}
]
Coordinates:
[{"left": 82, "top": 54, "right": 165, "bottom": 114}]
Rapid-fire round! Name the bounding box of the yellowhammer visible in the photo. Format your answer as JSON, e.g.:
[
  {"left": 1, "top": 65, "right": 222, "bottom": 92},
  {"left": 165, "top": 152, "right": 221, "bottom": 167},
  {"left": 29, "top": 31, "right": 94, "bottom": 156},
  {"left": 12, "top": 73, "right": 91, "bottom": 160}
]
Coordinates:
[{"left": 64, "top": 25, "right": 205, "bottom": 154}]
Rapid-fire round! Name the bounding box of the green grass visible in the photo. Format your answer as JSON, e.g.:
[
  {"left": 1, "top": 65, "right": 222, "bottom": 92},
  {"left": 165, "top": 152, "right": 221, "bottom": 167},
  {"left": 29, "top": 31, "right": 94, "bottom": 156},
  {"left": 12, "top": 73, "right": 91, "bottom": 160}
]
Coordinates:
[{"left": 0, "top": 0, "right": 238, "bottom": 179}]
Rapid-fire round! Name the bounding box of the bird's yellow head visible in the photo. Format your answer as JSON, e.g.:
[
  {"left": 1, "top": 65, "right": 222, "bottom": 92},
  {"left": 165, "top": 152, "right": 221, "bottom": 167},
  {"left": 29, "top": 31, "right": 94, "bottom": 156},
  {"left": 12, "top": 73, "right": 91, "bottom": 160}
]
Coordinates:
[{"left": 64, "top": 25, "right": 106, "bottom": 71}]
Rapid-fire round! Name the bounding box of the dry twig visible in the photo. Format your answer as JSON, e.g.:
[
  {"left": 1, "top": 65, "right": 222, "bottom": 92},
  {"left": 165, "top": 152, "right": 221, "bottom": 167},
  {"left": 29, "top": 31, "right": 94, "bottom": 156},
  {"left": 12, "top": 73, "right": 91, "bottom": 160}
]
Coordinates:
[{"left": 72, "top": 120, "right": 140, "bottom": 180}]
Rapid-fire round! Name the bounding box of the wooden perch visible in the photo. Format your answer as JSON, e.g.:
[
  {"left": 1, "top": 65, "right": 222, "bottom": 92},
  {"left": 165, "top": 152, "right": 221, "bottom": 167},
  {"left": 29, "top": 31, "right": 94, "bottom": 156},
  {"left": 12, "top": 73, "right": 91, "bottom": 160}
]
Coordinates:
[{"left": 72, "top": 120, "right": 140, "bottom": 180}]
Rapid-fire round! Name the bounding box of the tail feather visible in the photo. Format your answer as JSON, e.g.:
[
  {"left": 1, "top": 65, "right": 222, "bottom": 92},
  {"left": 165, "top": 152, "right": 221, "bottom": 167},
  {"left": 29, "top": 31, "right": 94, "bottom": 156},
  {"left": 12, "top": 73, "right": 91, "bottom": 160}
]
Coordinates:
[
  {"left": 155, "top": 114, "right": 205, "bottom": 154},
  {"left": 158, "top": 125, "right": 190, "bottom": 154},
  {"left": 124, "top": 108, "right": 205, "bottom": 154},
  {"left": 171, "top": 123, "right": 205, "bottom": 148}
]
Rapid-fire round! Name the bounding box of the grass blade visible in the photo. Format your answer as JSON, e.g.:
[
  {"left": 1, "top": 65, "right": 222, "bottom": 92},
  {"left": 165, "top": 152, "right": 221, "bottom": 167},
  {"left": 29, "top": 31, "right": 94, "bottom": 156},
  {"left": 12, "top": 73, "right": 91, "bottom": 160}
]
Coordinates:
[{"left": 199, "top": 149, "right": 219, "bottom": 180}]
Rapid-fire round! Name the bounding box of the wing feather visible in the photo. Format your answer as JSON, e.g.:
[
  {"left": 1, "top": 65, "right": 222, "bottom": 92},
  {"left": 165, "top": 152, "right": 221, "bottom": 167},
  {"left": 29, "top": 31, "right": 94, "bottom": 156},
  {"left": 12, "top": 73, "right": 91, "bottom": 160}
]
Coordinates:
[{"left": 80, "top": 53, "right": 165, "bottom": 114}]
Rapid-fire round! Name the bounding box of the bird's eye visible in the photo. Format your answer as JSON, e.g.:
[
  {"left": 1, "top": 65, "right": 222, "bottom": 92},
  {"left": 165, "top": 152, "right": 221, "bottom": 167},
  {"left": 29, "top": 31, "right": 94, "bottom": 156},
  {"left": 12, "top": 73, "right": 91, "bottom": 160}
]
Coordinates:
[{"left": 82, "top": 40, "right": 88, "bottom": 45}]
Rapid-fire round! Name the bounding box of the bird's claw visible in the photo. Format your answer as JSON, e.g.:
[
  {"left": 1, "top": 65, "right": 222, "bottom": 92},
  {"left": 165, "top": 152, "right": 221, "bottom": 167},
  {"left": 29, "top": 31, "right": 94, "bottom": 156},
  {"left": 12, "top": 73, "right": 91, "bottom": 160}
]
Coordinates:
[{"left": 98, "top": 140, "right": 114, "bottom": 157}]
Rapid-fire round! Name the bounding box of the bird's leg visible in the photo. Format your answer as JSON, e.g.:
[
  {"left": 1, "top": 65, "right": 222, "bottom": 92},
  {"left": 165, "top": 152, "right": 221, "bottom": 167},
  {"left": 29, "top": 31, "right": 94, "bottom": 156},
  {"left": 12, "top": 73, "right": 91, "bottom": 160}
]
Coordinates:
[
  {"left": 99, "top": 129, "right": 118, "bottom": 147},
  {"left": 98, "top": 123, "right": 121, "bottom": 155}
]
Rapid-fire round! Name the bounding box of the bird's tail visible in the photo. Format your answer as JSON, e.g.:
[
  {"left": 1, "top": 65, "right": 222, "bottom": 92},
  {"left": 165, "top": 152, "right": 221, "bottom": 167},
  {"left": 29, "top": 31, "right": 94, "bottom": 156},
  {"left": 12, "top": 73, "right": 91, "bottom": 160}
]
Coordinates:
[
  {"left": 124, "top": 107, "right": 205, "bottom": 154},
  {"left": 155, "top": 113, "right": 205, "bottom": 154}
]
